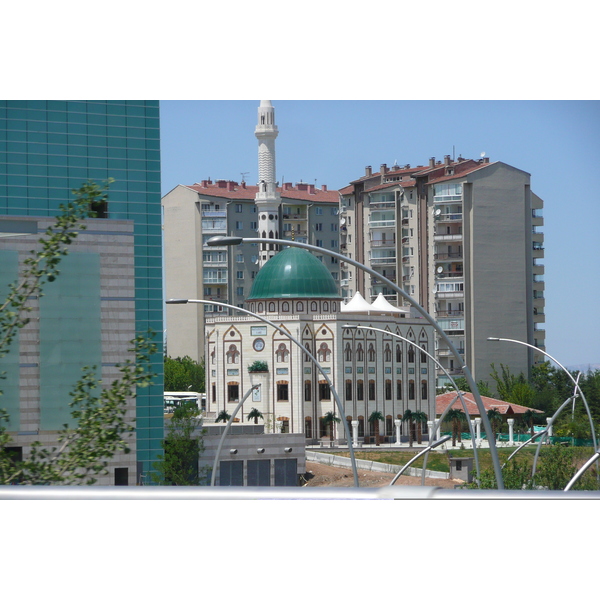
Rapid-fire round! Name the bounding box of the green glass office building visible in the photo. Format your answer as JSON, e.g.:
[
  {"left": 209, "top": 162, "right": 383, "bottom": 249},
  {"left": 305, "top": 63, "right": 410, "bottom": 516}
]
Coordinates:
[{"left": 0, "top": 100, "right": 163, "bottom": 482}]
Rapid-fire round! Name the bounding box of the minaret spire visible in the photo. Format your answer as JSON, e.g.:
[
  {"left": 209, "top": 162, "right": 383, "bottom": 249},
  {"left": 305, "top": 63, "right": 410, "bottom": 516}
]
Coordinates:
[{"left": 254, "top": 100, "right": 281, "bottom": 266}]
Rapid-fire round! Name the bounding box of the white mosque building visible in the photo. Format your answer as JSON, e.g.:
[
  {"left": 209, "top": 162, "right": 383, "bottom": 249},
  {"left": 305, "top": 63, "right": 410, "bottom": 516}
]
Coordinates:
[{"left": 205, "top": 247, "right": 437, "bottom": 444}]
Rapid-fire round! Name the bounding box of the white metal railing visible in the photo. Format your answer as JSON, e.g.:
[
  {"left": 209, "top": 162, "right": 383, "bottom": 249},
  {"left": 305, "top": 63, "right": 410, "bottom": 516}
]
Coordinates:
[{"left": 1, "top": 487, "right": 598, "bottom": 500}]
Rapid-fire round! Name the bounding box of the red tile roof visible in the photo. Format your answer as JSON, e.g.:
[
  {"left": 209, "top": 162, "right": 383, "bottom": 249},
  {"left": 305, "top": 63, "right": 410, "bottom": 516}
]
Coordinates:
[
  {"left": 436, "top": 392, "right": 543, "bottom": 417},
  {"left": 185, "top": 181, "right": 339, "bottom": 203},
  {"left": 366, "top": 180, "right": 416, "bottom": 193}
]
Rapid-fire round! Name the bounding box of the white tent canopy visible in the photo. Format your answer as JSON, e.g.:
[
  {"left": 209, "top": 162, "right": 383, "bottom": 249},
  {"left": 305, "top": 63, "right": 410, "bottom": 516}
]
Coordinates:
[
  {"left": 370, "top": 292, "right": 409, "bottom": 314},
  {"left": 340, "top": 291, "right": 374, "bottom": 313}
]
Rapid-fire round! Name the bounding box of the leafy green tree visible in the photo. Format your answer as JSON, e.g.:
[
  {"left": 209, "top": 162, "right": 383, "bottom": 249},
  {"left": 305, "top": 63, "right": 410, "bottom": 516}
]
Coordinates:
[
  {"left": 412, "top": 411, "right": 428, "bottom": 444},
  {"left": 0, "top": 181, "right": 159, "bottom": 485},
  {"left": 522, "top": 409, "right": 537, "bottom": 438},
  {"left": 215, "top": 410, "right": 231, "bottom": 423},
  {"left": 368, "top": 411, "right": 384, "bottom": 446},
  {"left": 444, "top": 408, "right": 465, "bottom": 447},
  {"left": 402, "top": 409, "right": 415, "bottom": 447},
  {"left": 152, "top": 401, "right": 205, "bottom": 486},
  {"left": 453, "top": 376, "right": 493, "bottom": 398},
  {"left": 164, "top": 355, "right": 205, "bottom": 393},
  {"left": 247, "top": 408, "right": 264, "bottom": 425},
  {"left": 322, "top": 411, "right": 341, "bottom": 442}
]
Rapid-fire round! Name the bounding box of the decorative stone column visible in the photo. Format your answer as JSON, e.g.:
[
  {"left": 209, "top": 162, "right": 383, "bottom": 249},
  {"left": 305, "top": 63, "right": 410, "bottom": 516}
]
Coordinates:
[
  {"left": 507, "top": 418, "right": 515, "bottom": 445},
  {"left": 427, "top": 420, "right": 434, "bottom": 442},
  {"left": 474, "top": 417, "right": 482, "bottom": 445},
  {"left": 546, "top": 417, "right": 553, "bottom": 439},
  {"left": 352, "top": 420, "right": 359, "bottom": 448},
  {"left": 394, "top": 419, "right": 402, "bottom": 446}
]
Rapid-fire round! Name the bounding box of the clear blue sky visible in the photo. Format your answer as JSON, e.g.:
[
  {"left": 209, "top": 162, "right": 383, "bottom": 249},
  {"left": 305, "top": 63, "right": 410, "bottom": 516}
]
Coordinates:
[{"left": 160, "top": 100, "right": 600, "bottom": 369}]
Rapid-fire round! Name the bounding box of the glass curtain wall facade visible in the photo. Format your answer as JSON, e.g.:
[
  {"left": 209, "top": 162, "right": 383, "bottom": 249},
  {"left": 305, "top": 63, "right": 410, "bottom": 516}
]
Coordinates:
[{"left": 0, "top": 100, "right": 163, "bottom": 480}]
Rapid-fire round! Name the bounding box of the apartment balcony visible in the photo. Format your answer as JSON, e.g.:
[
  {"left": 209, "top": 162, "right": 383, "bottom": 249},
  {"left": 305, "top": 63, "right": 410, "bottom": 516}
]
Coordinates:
[
  {"left": 436, "top": 310, "right": 464, "bottom": 318},
  {"left": 368, "top": 219, "right": 396, "bottom": 228},
  {"left": 371, "top": 239, "right": 395, "bottom": 248},
  {"left": 434, "top": 233, "right": 462, "bottom": 242},
  {"left": 203, "top": 259, "right": 227, "bottom": 267},
  {"left": 436, "top": 213, "right": 463, "bottom": 223},
  {"left": 340, "top": 279, "right": 349, "bottom": 287},
  {"left": 369, "top": 200, "right": 396, "bottom": 209},
  {"left": 435, "top": 251, "right": 463, "bottom": 260},
  {"left": 370, "top": 256, "right": 397, "bottom": 266},
  {"left": 282, "top": 214, "right": 307, "bottom": 221},
  {"left": 436, "top": 270, "right": 463, "bottom": 279},
  {"left": 201, "top": 210, "right": 226, "bottom": 218},
  {"left": 283, "top": 229, "right": 307, "bottom": 237},
  {"left": 437, "top": 318, "right": 465, "bottom": 332}
]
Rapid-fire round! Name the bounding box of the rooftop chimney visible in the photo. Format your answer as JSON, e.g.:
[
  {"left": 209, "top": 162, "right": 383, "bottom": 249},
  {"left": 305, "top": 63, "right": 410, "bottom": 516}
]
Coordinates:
[
  {"left": 444, "top": 155, "right": 451, "bottom": 166},
  {"left": 380, "top": 164, "right": 388, "bottom": 174},
  {"left": 429, "top": 157, "right": 435, "bottom": 168},
  {"left": 322, "top": 184, "right": 327, "bottom": 192},
  {"left": 365, "top": 166, "right": 372, "bottom": 177}
]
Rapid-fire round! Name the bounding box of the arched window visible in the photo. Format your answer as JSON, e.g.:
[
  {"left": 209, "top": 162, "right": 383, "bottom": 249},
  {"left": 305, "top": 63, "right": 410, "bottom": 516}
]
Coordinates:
[
  {"left": 296, "top": 301, "right": 304, "bottom": 312},
  {"left": 368, "top": 379, "right": 376, "bottom": 401},
  {"left": 345, "top": 379, "right": 352, "bottom": 401},
  {"left": 311, "top": 301, "right": 318, "bottom": 312},
  {"left": 305, "top": 417, "right": 312, "bottom": 438},
  {"left": 421, "top": 380, "right": 428, "bottom": 400},
  {"left": 317, "top": 342, "right": 331, "bottom": 362},
  {"left": 368, "top": 343, "right": 376, "bottom": 362},
  {"left": 323, "top": 301, "right": 329, "bottom": 312},
  {"left": 358, "top": 416, "right": 365, "bottom": 437},
  {"left": 345, "top": 342, "right": 352, "bottom": 362},
  {"left": 258, "top": 302, "right": 263, "bottom": 313},
  {"left": 385, "top": 379, "right": 392, "bottom": 400},
  {"left": 210, "top": 349, "right": 215, "bottom": 365},
  {"left": 304, "top": 380, "right": 312, "bottom": 403},
  {"left": 384, "top": 343, "right": 392, "bottom": 362},
  {"left": 408, "top": 347, "right": 415, "bottom": 363},
  {"left": 357, "top": 343, "right": 364, "bottom": 362},
  {"left": 385, "top": 415, "right": 393, "bottom": 437},
  {"left": 226, "top": 344, "right": 239, "bottom": 364},
  {"left": 420, "top": 343, "right": 427, "bottom": 363},
  {"left": 396, "top": 344, "right": 402, "bottom": 362},
  {"left": 357, "top": 380, "right": 364, "bottom": 401},
  {"left": 282, "top": 301, "right": 289, "bottom": 312},
  {"left": 304, "top": 343, "right": 312, "bottom": 362},
  {"left": 276, "top": 343, "right": 289, "bottom": 363},
  {"left": 409, "top": 380, "right": 415, "bottom": 400},
  {"left": 268, "top": 302, "right": 276, "bottom": 312},
  {"left": 396, "top": 380, "right": 402, "bottom": 400}
]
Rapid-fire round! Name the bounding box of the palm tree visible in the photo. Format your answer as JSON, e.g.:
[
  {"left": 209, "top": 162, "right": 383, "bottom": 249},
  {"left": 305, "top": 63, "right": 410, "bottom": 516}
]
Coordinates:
[
  {"left": 402, "top": 409, "right": 415, "bottom": 447},
  {"left": 412, "top": 411, "right": 428, "bottom": 444},
  {"left": 322, "top": 411, "right": 341, "bottom": 442},
  {"left": 444, "top": 408, "right": 465, "bottom": 447},
  {"left": 246, "top": 408, "right": 264, "bottom": 425},
  {"left": 487, "top": 408, "right": 503, "bottom": 440},
  {"left": 368, "top": 411, "right": 385, "bottom": 446},
  {"left": 522, "top": 409, "right": 536, "bottom": 439},
  {"left": 215, "top": 409, "right": 231, "bottom": 423}
]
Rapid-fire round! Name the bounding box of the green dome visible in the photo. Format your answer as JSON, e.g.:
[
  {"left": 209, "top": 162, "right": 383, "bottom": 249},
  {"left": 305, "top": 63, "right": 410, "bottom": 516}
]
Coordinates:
[{"left": 247, "top": 247, "right": 341, "bottom": 300}]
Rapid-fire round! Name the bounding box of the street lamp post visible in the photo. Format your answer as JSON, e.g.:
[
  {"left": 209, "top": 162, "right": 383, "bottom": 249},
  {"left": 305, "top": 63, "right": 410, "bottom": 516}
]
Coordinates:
[
  {"left": 210, "top": 383, "right": 260, "bottom": 486},
  {"left": 166, "top": 297, "right": 360, "bottom": 487},
  {"left": 347, "top": 324, "right": 482, "bottom": 486},
  {"left": 208, "top": 235, "right": 504, "bottom": 489}
]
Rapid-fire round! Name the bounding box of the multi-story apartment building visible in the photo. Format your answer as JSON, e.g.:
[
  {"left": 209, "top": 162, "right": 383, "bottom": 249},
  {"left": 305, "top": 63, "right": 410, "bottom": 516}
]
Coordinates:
[
  {"left": 0, "top": 100, "right": 164, "bottom": 484},
  {"left": 340, "top": 155, "right": 545, "bottom": 388},
  {"left": 162, "top": 179, "right": 340, "bottom": 362}
]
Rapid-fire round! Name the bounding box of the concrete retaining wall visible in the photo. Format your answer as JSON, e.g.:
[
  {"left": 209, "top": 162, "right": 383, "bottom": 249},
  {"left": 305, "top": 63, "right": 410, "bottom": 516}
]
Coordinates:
[{"left": 306, "top": 451, "right": 449, "bottom": 480}]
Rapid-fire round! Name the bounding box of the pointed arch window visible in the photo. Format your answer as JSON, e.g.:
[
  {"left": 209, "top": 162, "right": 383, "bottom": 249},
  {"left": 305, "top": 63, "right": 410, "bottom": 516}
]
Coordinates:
[
  {"left": 304, "top": 343, "right": 312, "bottom": 362},
  {"left": 368, "top": 343, "right": 376, "bottom": 362},
  {"left": 226, "top": 344, "right": 240, "bottom": 364},
  {"left": 276, "top": 343, "right": 289, "bottom": 363},
  {"left": 384, "top": 343, "right": 392, "bottom": 362},
  {"left": 344, "top": 342, "right": 352, "bottom": 362},
  {"left": 396, "top": 344, "right": 402, "bottom": 362},
  {"left": 421, "top": 380, "right": 428, "bottom": 400},
  {"left": 356, "top": 343, "right": 364, "bottom": 362},
  {"left": 317, "top": 342, "right": 331, "bottom": 363},
  {"left": 420, "top": 343, "right": 428, "bottom": 363},
  {"left": 408, "top": 347, "right": 415, "bottom": 363},
  {"left": 396, "top": 380, "right": 402, "bottom": 400}
]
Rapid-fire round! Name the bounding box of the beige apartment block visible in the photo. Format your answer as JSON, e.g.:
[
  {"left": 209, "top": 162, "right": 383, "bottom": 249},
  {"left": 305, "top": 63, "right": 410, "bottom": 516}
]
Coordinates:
[{"left": 340, "top": 156, "right": 545, "bottom": 389}]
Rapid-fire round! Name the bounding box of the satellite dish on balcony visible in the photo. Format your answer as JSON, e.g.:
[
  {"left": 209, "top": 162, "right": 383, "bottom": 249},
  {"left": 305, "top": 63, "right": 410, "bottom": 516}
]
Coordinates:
[
  {"left": 340, "top": 218, "right": 346, "bottom": 225},
  {"left": 437, "top": 266, "right": 444, "bottom": 273},
  {"left": 434, "top": 209, "right": 441, "bottom": 216}
]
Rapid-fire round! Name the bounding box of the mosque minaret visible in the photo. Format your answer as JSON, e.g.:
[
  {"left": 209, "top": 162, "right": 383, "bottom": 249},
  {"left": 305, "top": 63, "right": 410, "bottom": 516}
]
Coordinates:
[{"left": 254, "top": 100, "right": 282, "bottom": 266}]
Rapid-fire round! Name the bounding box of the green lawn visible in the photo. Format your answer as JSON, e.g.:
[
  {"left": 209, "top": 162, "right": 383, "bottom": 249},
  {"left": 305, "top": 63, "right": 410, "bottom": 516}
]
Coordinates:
[{"left": 316, "top": 446, "right": 595, "bottom": 475}]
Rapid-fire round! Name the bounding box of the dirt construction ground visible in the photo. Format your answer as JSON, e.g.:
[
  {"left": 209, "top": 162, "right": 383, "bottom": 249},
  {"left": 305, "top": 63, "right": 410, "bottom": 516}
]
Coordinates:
[{"left": 302, "top": 461, "right": 462, "bottom": 488}]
